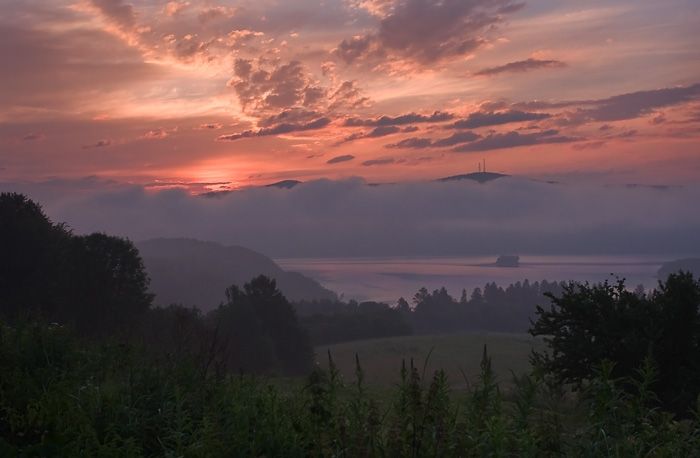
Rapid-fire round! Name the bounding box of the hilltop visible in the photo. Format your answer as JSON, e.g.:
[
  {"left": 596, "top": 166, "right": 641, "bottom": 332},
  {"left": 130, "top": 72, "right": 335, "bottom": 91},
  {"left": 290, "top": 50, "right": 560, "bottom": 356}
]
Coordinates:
[
  {"left": 436, "top": 171, "right": 509, "bottom": 183},
  {"left": 137, "top": 238, "right": 337, "bottom": 311}
]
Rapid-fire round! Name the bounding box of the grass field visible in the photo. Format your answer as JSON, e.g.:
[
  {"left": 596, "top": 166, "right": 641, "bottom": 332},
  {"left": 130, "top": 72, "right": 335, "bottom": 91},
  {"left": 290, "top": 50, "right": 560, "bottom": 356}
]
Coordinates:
[{"left": 314, "top": 332, "right": 546, "bottom": 389}]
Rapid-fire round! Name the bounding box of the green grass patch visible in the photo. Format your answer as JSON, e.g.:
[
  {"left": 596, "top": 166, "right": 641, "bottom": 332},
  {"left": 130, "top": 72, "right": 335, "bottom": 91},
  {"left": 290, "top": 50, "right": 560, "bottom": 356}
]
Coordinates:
[{"left": 315, "top": 332, "right": 546, "bottom": 389}]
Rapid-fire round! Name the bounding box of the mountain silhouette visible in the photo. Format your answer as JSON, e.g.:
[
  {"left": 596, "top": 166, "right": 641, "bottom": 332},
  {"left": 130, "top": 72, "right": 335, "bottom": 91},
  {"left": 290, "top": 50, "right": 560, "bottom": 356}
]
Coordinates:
[
  {"left": 265, "top": 180, "right": 302, "bottom": 189},
  {"left": 137, "top": 238, "right": 337, "bottom": 311},
  {"left": 436, "top": 172, "right": 509, "bottom": 183}
]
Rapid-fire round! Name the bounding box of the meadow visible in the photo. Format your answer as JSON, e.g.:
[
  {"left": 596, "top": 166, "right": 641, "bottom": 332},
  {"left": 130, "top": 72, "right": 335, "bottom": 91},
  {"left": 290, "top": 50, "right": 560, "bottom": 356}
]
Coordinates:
[{"left": 315, "top": 332, "right": 545, "bottom": 389}]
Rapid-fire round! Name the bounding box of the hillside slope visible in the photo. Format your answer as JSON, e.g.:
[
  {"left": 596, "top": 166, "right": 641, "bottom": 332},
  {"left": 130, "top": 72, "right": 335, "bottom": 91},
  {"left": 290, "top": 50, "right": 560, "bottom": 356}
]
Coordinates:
[{"left": 137, "top": 238, "right": 337, "bottom": 311}]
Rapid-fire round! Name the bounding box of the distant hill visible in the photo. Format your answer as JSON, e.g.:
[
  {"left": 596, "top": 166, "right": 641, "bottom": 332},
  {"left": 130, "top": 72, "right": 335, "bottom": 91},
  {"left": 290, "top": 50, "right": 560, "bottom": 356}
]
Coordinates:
[
  {"left": 137, "top": 238, "right": 337, "bottom": 311},
  {"left": 657, "top": 258, "right": 700, "bottom": 280},
  {"left": 437, "top": 172, "right": 509, "bottom": 183},
  {"left": 265, "top": 180, "right": 301, "bottom": 189}
]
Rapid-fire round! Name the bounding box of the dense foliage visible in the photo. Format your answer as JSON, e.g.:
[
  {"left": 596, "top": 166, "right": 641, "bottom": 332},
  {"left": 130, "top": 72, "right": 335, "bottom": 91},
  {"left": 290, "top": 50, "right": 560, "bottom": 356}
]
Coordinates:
[
  {"left": 530, "top": 273, "right": 700, "bottom": 416},
  {"left": 296, "top": 299, "right": 414, "bottom": 345},
  {"left": 0, "top": 192, "right": 153, "bottom": 337},
  {"left": 2, "top": 320, "right": 699, "bottom": 457},
  {"left": 404, "top": 280, "right": 566, "bottom": 334},
  {"left": 211, "top": 275, "right": 314, "bottom": 375}
]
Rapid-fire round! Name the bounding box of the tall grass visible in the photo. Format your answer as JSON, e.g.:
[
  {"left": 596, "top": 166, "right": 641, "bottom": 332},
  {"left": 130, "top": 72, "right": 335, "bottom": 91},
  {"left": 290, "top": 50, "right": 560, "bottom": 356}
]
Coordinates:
[{"left": 1, "top": 320, "right": 698, "bottom": 457}]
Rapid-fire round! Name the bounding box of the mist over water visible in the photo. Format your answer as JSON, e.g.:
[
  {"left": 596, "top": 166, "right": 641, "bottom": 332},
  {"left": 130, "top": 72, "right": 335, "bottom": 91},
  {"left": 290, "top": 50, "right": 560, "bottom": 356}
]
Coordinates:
[{"left": 276, "top": 254, "right": 671, "bottom": 304}]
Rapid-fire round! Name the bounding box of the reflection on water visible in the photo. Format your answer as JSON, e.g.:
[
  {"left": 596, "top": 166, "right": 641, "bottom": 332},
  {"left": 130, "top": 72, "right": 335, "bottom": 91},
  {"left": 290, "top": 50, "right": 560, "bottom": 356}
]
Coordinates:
[{"left": 275, "top": 255, "right": 671, "bottom": 304}]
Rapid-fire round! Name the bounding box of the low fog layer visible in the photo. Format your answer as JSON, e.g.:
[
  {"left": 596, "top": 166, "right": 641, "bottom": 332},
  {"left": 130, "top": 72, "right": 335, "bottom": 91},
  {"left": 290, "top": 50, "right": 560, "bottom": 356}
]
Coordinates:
[{"left": 3, "top": 177, "right": 699, "bottom": 258}]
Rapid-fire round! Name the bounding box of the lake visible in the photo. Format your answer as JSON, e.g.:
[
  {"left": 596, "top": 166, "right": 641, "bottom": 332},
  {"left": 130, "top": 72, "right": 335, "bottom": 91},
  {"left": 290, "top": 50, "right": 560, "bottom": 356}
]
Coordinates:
[{"left": 275, "top": 254, "right": 672, "bottom": 304}]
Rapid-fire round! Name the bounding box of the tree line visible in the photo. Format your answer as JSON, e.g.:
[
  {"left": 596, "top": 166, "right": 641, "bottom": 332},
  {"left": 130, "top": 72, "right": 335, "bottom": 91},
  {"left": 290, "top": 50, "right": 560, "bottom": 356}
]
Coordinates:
[{"left": 383, "top": 280, "right": 565, "bottom": 334}]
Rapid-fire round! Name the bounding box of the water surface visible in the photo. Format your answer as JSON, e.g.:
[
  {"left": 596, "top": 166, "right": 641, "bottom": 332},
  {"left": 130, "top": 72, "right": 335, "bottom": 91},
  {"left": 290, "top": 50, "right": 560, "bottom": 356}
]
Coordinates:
[{"left": 276, "top": 255, "right": 670, "bottom": 304}]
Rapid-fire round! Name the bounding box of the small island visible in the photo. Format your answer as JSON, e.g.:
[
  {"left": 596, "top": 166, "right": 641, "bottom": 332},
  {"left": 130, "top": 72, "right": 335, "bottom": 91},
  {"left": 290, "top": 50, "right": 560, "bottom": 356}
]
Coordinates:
[{"left": 496, "top": 254, "right": 520, "bottom": 267}]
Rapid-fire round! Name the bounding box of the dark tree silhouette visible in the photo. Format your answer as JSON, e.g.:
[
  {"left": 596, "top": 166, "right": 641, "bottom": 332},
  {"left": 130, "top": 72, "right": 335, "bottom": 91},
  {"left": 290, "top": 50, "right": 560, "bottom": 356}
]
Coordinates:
[
  {"left": 0, "top": 192, "right": 70, "bottom": 318},
  {"left": 212, "top": 275, "right": 313, "bottom": 375},
  {"left": 650, "top": 272, "right": 700, "bottom": 414},
  {"left": 65, "top": 233, "right": 153, "bottom": 336},
  {"left": 1, "top": 193, "right": 153, "bottom": 337},
  {"left": 530, "top": 273, "right": 700, "bottom": 416}
]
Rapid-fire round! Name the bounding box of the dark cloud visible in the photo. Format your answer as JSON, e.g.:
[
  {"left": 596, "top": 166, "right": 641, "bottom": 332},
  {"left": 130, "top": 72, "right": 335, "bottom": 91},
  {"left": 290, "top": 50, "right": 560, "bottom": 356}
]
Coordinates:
[
  {"left": 328, "top": 81, "right": 372, "bottom": 111},
  {"left": 367, "top": 126, "right": 401, "bottom": 138},
  {"left": 216, "top": 118, "right": 331, "bottom": 141},
  {"left": 433, "top": 131, "right": 482, "bottom": 147},
  {"left": 335, "top": 132, "right": 364, "bottom": 145},
  {"left": 82, "top": 139, "right": 114, "bottom": 149},
  {"left": 90, "top": 0, "right": 137, "bottom": 31},
  {"left": 335, "top": 36, "right": 377, "bottom": 64},
  {"left": 449, "top": 110, "right": 551, "bottom": 129},
  {"left": 344, "top": 111, "right": 454, "bottom": 127},
  {"left": 343, "top": 117, "right": 366, "bottom": 127},
  {"left": 197, "top": 123, "right": 222, "bottom": 130},
  {"left": 327, "top": 155, "right": 355, "bottom": 164},
  {"left": 22, "top": 133, "right": 45, "bottom": 141},
  {"left": 385, "top": 131, "right": 481, "bottom": 149},
  {"left": 229, "top": 60, "right": 327, "bottom": 113},
  {"left": 578, "top": 84, "right": 700, "bottom": 122},
  {"left": 259, "top": 109, "right": 326, "bottom": 128},
  {"left": 650, "top": 113, "right": 666, "bottom": 125},
  {"left": 336, "top": 0, "right": 525, "bottom": 67},
  {"left": 228, "top": 60, "right": 369, "bottom": 120},
  {"left": 508, "top": 84, "right": 700, "bottom": 124},
  {"left": 474, "top": 58, "right": 566, "bottom": 76},
  {"left": 362, "top": 158, "right": 395, "bottom": 166},
  {"left": 173, "top": 35, "right": 218, "bottom": 63},
  {"left": 386, "top": 137, "right": 434, "bottom": 149},
  {"left": 198, "top": 6, "right": 238, "bottom": 24},
  {"left": 335, "top": 125, "right": 402, "bottom": 146},
  {"left": 454, "top": 130, "right": 577, "bottom": 152}
]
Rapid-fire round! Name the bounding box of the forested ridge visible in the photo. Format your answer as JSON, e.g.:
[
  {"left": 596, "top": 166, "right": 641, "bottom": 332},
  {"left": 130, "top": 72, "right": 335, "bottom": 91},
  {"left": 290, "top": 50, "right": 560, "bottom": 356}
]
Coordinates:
[{"left": 2, "top": 192, "right": 700, "bottom": 456}]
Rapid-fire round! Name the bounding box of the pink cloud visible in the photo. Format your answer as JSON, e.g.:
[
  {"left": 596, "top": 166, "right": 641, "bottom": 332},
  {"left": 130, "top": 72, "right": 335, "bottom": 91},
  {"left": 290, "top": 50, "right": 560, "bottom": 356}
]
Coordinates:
[{"left": 140, "top": 129, "right": 169, "bottom": 140}]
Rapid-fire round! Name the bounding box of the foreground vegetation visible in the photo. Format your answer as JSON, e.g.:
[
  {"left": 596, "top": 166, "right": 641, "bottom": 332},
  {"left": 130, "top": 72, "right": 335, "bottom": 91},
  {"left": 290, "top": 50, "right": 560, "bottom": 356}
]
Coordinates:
[{"left": 2, "top": 320, "right": 700, "bottom": 457}]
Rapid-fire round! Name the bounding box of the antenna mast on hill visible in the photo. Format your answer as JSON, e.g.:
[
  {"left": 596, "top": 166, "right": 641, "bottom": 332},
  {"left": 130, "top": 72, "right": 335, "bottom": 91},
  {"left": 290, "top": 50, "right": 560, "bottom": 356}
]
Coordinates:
[
  {"left": 478, "top": 162, "right": 481, "bottom": 173},
  {"left": 483, "top": 158, "right": 486, "bottom": 173}
]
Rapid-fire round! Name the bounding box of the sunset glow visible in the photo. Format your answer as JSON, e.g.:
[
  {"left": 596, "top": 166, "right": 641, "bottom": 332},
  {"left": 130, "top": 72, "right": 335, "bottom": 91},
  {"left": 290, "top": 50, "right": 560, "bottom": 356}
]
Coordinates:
[{"left": 1, "top": 0, "right": 698, "bottom": 192}]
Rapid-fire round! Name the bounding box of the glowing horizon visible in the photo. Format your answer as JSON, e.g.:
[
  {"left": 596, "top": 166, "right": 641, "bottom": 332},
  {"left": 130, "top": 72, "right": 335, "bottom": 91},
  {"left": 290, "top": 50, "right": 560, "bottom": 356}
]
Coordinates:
[{"left": 1, "top": 0, "right": 699, "bottom": 194}]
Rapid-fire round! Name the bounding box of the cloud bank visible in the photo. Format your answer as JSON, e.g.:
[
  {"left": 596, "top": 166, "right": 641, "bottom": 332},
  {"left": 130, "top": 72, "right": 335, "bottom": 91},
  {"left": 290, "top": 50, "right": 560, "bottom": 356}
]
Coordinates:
[{"left": 4, "top": 177, "right": 698, "bottom": 259}]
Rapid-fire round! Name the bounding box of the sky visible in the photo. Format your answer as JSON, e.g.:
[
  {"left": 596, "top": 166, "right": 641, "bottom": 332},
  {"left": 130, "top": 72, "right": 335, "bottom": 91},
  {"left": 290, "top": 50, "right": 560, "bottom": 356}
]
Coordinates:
[{"left": 1, "top": 0, "right": 700, "bottom": 259}]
